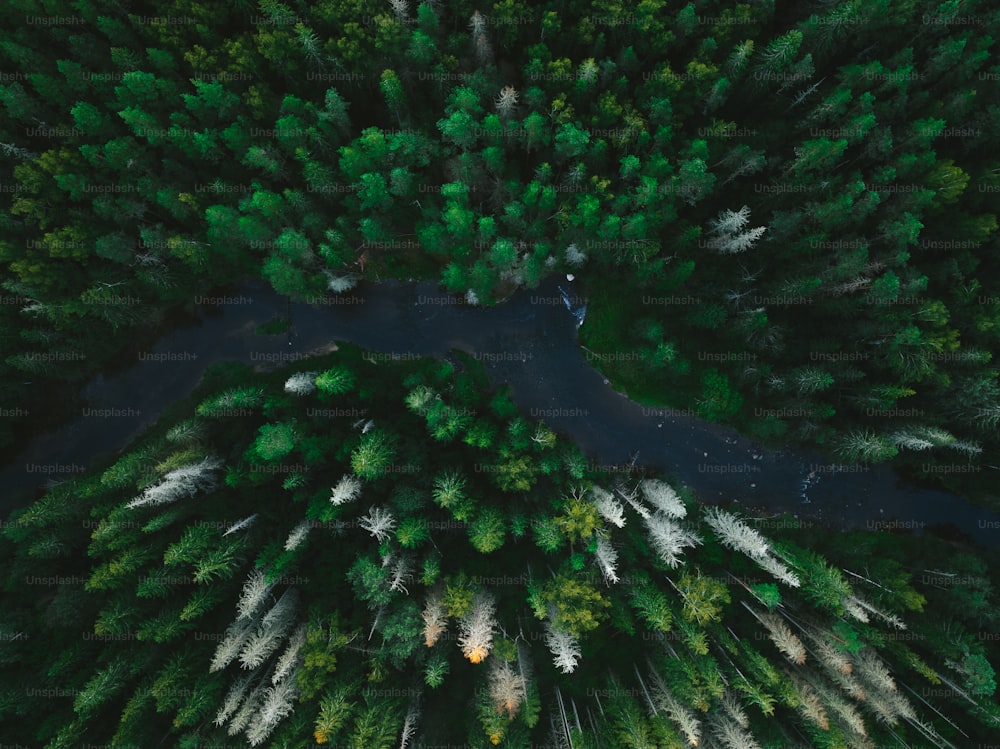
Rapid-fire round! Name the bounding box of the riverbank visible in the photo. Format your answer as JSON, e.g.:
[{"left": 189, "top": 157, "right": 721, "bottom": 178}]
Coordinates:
[{"left": 2, "top": 276, "right": 999, "bottom": 547}]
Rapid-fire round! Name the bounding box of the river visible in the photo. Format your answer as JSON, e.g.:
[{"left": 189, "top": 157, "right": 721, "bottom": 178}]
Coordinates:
[{"left": 2, "top": 277, "right": 998, "bottom": 547}]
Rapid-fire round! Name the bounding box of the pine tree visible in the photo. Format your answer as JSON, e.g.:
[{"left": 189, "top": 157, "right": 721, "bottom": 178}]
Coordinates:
[
  {"left": 126, "top": 456, "right": 223, "bottom": 509},
  {"left": 422, "top": 591, "right": 447, "bottom": 647},
  {"left": 400, "top": 704, "right": 420, "bottom": 749},
  {"left": 564, "top": 243, "right": 587, "bottom": 267},
  {"left": 710, "top": 713, "right": 761, "bottom": 749},
  {"left": 223, "top": 514, "right": 258, "bottom": 536},
  {"left": 284, "top": 372, "right": 317, "bottom": 395},
  {"left": 705, "top": 206, "right": 767, "bottom": 254},
  {"left": 284, "top": 520, "right": 312, "bottom": 551},
  {"left": 313, "top": 686, "right": 354, "bottom": 743},
  {"left": 639, "top": 479, "right": 687, "bottom": 518},
  {"left": 245, "top": 678, "right": 300, "bottom": 745},
  {"left": 272, "top": 623, "right": 307, "bottom": 685},
  {"left": 756, "top": 553, "right": 802, "bottom": 588},
  {"left": 330, "top": 474, "right": 362, "bottom": 505},
  {"left": 648, "top": 666, "right": 701, "bottom": 747},
  {"left": 591, "top": 485, "right": 626, "bottom": 527},
  {"left": 489, "top": 660, "right": 525, "bottom": 718},
  {"left": 543, "top": 621, "right": 581, "bottom": 674},
  {"left": 238, "top": 569, "right": 275, "bottom": 621},
  {"left": 215, "top": 675, "right": 253, "bottom": 726},
  {"left": 351, "top": 431, "right": 396, "bottom": 480},
  {"left": 643, "top": 514, "right": 701, "bottom": 568},
  {"left": 836, "top": 430, "right": 898, "bottom": 463},
  {"left": 315, "top": 366, "right": 356, "bottom": 395},
  {"left": 359, "top": 506, "right": 396, "bottom": 543},
  {"left": 748, "top": 606, "right": 806, "bottom": 665},
  {"left": 703, "top": 507, "right": 771, "bottom": 558},
  {"left": 495, "top": 86, "right": 519, "bottom": 119},
  {"left": 458, "top": 592, "right": 496, "bottom": 663},
  {"left": 389, "top": 0, "right": 409, "bottom": 23},
  {"left": 211, "top": 618, "right": 256, "bottom": 672},
  {"left": 594, "top": 536, "right": 620, "bottom": 584}
]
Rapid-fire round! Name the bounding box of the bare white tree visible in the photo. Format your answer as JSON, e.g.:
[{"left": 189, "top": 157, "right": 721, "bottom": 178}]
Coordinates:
[
  {"left": 211, "top": 618, "right": 256, "bottom": 672},
  {"left": 329, "top": 473, "right": 362, "bottom": 505},
  {"left": 469, "top": 10, "right": 487, "bottom": 34},
  {"left": 808, "top": 631, "right": 853, "bottom": 676},
  {"left": 591, "top": 485, "right": 626, "bottom": 528},
  {"left": 792, "top": 678, "right": 829, "bottom": 730},
  {"left": 223, "top": 514, "right": 258, "bottom": 536},
  {"left": 389, "top": 0, "right": 409, "bottom": 23},
  {"left": 389, "top": 554, "right": 412, "bottom": 595},
  {"left": 495, "top": 86, "right": 519, "bottom": 118},
  {"left": 284, "top": 372, "right": 317, "bottom": 395},
  {"left": 643, "top": 514, "right": 701, "bottom": 568},
  {"left": 564, "top": 243, "right": 587, "bottom": 267},
  {"left": 703, "top": 507, "right": 771, "bottom": 558},
  {"left": 399, "top": 703, "right": 421, "bottom": 749},
  {"left": 890, "top": 430, "right": 935, "bottom": 451},
  {"left": 214, "top": 675, "right": 253, "bottom": 726},
  {"left": 818, "top": 684, "right": 868, "bottom": 737},
  {"left": 126, "top": 456, "right": 223, "bottom": 509},
  {"left": 842, "top": 595, "right": 871, "bottom": 624},
  {"left": 705, "top": 206, "right": 767, "bottom": 254},
  {"left": 854, "top": 648, "right": 897, "bottom": 695},
  {"left": 544, "top": 621, "right": 581, "bottom": 674},
  {"left": 755, "top": 552, "right": 802, "bottom": 588},
  {"left": 246, "top": 678, "right": 299, "bottom": 745},
  {"left": 240, "top": 623, "right": 291, "bottom": 670},
  {"left": 237, "top": 570, "right": 275, "bottom": 621},
  {"left": 489, "top": 659, "right": 526, "bottom": 717},
  {"left": 720, "top": 226, "right": 768, "bottom": 254},
  {"left": 261, "top": 588, "right": 299, "bottom": 632},
  {"left": 227, "top": 685, "right": 263, "bottom": 735},
  {"left": 639, "top": 479, "right": 687, "bottom": 518},
  {"left": 474, "top": 31, "right": 493, "bottom": 65},
  {"left": 710, "top": 205, "right": 751, "bottom": 236},
  {"left": 458, "top": 592, "right": 496, "bottom": 663},
  {"left": 284, "top": 520, "right": 312, "bottom": 552},
  {"left": 323, "top": 270, "right": 358, "bottom": 293},
  {"left": 272, "top": 623, "right": 307, "bottom": 685},
  {"left": 746, "top": 605, "right": 806, "bottom": 665},
  {"left": 845, "top": 595, "right": 905, "bottom": 630},
  {"left": 721, "top": 689, "right": 749, "bottom": 728},
  {"left": 710, "top": 713, "right": 761, "bottom": 749},
  {"left": 594, "top": 535, "right": 620, "bottom": 584},
  {"left": 623, "top": 493, "right": 652, "bottom": 520},
  {"left": 422, "top": 591, "right": 447, "bottom": 647},
  {"left": 359, "top": 506, "right": 397, "bottom": 543}
]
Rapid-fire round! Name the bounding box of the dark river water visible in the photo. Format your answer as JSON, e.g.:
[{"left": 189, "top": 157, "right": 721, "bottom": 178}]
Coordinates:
[{"left": 2, "top": 277, "right": 999, "bottom": 547}]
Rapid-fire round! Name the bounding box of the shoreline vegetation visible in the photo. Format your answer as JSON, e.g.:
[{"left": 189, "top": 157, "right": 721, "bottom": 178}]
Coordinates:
[{"left": 2, "top": 345, "right": 998, "bottom": 746}]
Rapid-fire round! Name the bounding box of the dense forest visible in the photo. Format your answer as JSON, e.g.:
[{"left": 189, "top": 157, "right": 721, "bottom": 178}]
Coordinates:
[
  {"left": 1, "top": 0, "right": 999, "bottom": 503},
  {"left": 2, "top": 346, "right": 999, "bottom": 746},
  {"left": 2, "top": 0, "right": 1000, "bottom": 746}
]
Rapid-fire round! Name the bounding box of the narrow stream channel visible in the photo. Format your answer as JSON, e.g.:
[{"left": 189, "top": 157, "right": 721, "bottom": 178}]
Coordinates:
[{"left": 2, "top": 277, "right": 998, "bottom": 547}]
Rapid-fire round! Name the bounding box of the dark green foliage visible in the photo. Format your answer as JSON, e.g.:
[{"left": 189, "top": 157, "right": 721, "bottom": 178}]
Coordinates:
[{"left": 2, "top": 0, "right": 1000, "bottom": 745}]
